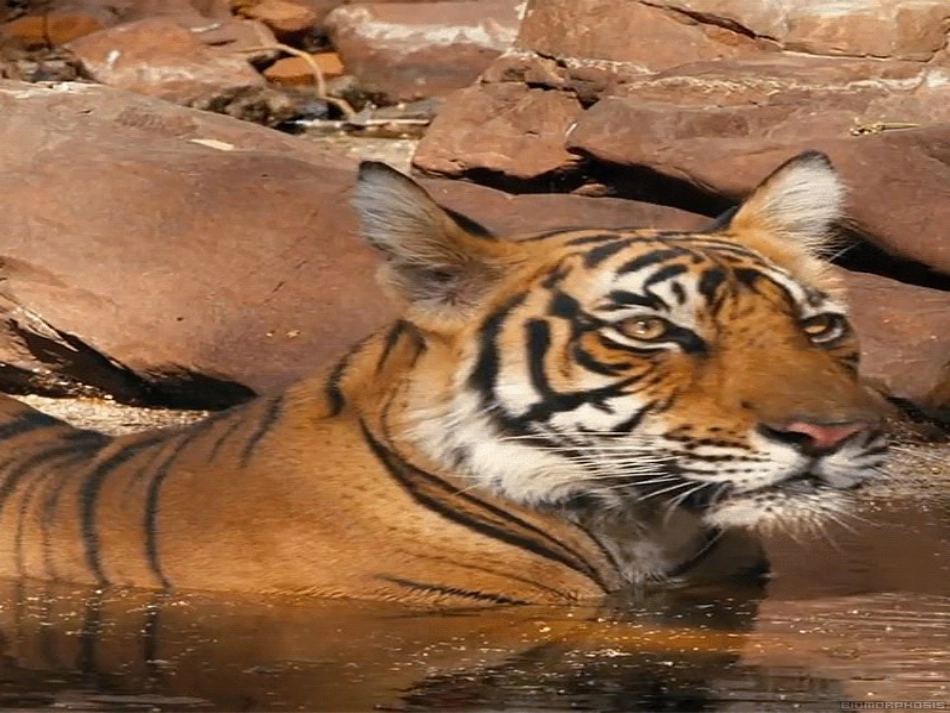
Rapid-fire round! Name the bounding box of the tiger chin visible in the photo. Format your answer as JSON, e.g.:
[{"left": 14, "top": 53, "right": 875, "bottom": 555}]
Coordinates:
[{"left": 0, "top": 151, "right": 888, "bottom": 607}]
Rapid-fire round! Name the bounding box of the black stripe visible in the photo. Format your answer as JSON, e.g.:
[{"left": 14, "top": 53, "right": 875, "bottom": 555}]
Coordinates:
[
  {"left": 643, "top": 263, "right": 688, "bottom": 289},
  {"left": 377, "top": 575, "right": 529, "bottom": 606},
  {"left": 362, "top": 424, "right": 610, "bottom": 591},
  {"left": 444, "top": 207, "right": 495, "bottom": 239},
  {"left": 0, "top": 410, "right": 61, "bottom": 442},
  {"left": 205, "top": 412, "right": 248, "bottom": 463},
  {"left": 613, "top": 401, "right": 655, "bottom": 433},
  {"left": 606, "top": 289, "right": 662, "bottom": 309},
  {"left": 79, "top": 436, "right": 166, "bottom": 586},
  {"left": 617, "top": 248, "right": 686, "bottom": 275},
  {"left": 572, "top": 343, "right": 629, "bottom": 376},
  {"left": 11, "top": 430, "right": 110, "bottom": 577},
  {"left": 583, "top": 237, "right": 636, "bottom": 268},
  {"left": 670, "top": 281, "right": 687, "bottom": 305},
  {"left": 144, "top": 424, "right": 216, "bottom": 589},
  {"left": 239, "top": 396, "right": 283, "bottom": 467},
  {"left": 324, "top": 336, "right": 373, "bottom": 417},
  {"left": 376, "top": 320, "right": 407, "bottom": 374},
  {"left": 698, "top": 267, "right": 727, "bottom": 307},
  {"left": 467, "top": 293, "right": 527, "bottom": 408}
]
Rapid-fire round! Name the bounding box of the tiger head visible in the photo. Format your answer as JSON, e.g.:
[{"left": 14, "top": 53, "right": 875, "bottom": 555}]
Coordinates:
[{"left": 353, "top": 152, "right": 887, "bottom": 546}]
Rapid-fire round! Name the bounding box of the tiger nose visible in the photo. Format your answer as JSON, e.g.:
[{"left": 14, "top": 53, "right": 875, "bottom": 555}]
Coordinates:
[{"left": 763, "top": 420, "right": 871, "bottom": 454}]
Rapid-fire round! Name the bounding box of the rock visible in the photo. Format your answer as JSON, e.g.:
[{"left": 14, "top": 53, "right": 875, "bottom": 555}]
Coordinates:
[
  {"left": 0, "top": 79, "right": 376, "bottom": 407},
  {"left": 66, "top": 17, "right": 265, "bottom": 106},
  {"left": 643, "top": 0, "right": 949, "bottom": 61},
  {"left": 235, "top": 0, "right": 320, "bottom": 38},
  {"left": 422, "top": 179, "right": 709, "bottom": 236},
  {"left": 842, "top": 271, "right": 950, "bottom": 407},
  {"left": 185, "top": 18, "right": 281, "bottom": 64},
  {"left": 0, "top": 80, "right": 709, "bottom": 407},
  {"left": 415, "top": 82, "right": 583, "bottom": 183},
  {"left": 517, "top": 0, "right": 771, "bottom": 70},
  {"left": 0, "top": 12, "right": 107, "bottom": 47},
  {"left": 566, "top": 87, "right": 950, "bottom": 276},
  {"left": 263, "top": 52, "right": 344, "bottom": 86},
  {"left": 324, "top": 0, "right": 523, "bottom": 103}
]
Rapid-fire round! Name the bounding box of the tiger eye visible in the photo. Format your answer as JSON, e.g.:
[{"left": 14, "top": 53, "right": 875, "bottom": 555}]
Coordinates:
[
  {"left": 801, "top": 313, "right": 844, "bottom": 341},
  {"left": 616, "top": 316, "right": 670, "bottom": 341}
]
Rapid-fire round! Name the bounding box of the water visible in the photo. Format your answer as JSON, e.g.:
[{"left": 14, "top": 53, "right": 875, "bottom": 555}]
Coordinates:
[{"left": 0, "top": 493, "right": 946, "bottom": 711}]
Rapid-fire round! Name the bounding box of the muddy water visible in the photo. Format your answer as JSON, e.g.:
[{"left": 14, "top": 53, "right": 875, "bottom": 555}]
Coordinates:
[{"left": 0, "top": 461, "right": 945, "bottom": 713}]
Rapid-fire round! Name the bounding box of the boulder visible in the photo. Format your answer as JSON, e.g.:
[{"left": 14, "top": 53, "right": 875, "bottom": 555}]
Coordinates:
[
  {"left": 66, "top": 17, "right": 266, "bottom": 106},
  {"left": 564, "top": 67, "right": 950, "bottom": 276},
  {"left": 517, "top": 0, "right": 771, "bottom": 69},
  {"left": 842, "top": 272, "right": 950, "bottom": 408},
  {"left": 638, "top": 0, "right": 950, "bottom": 61},
  {"left": 324, "top": 0, "right": 523, "bottom": 103},
  {"left": 0, "top": 80, "right": 375, "bottom": 407},
  {"left": 414, "top": 83, "right": 583, "bottom": 182},
  {"left": 0, "top": 80, "right": 706, "bottom": 407}
]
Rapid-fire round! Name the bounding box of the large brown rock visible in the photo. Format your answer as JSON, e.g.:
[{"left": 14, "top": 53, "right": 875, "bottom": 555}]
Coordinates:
[
  {"left": 324, "top": 0, "right": 523, "bottom": 103},
  {"left": 66, "top": 17, "right": 266, "bottom": 106},
  {"left": 0, "top": 79, "right": 707, "bottom": 407},
  {"left": 415, "top": 82, "right": 583, "bottom": 180},
  {"left": 842, "top": 272, "right": 950, "bottom": 408},
  {"left": 566, "top": 91, "right": 950, "bottom": 276},
  {"left": 0, "top": 80, "right": 376, "bottom": 406},
  {"left": 517, "top": 0, "right": 771, "bottom": 69},
  {"left": 646, "top": 0, "right": 950, "bottom": 61}
]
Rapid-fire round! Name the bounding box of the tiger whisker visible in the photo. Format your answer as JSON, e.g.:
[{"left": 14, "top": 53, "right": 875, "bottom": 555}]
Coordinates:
[{"left": 662, "top": 482, "right": 713, "bottom": 526}]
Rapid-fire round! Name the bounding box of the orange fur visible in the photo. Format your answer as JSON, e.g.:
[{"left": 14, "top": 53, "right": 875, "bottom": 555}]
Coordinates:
[{"left": 0, "top": 152, "right": 886, "bottom": 605}]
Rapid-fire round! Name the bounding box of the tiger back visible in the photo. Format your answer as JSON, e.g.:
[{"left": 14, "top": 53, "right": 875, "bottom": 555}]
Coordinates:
[{"left": 0, "top": 151, "right": 887, "bottom": 606}]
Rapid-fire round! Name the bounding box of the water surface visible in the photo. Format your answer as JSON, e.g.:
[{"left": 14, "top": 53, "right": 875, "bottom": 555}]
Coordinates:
[{"left": 0, "top": 478, "right": 946, "bottom": 712}]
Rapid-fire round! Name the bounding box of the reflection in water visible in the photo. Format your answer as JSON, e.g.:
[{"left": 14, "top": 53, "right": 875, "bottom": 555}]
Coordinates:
[{"left": 0, "top": 497, "right": 945, "bottom": 711}]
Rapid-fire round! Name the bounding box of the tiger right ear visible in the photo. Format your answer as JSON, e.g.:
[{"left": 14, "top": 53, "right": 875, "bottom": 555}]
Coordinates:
[
  {"left": 725, "top": 151, "right": 845, "bottom": 255},
  {"left": 353, "top": 162, "right": 507, "bottom": 327}
]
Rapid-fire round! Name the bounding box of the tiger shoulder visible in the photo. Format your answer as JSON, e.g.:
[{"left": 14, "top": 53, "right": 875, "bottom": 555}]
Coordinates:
[{"left": 0, "top": 151, "right": 888, "bottom": 606}]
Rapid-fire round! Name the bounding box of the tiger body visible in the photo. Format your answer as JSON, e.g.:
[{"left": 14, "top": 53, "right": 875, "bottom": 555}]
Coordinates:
[{"left": 0, "top": 152, "right": 888, "bottom": 605}]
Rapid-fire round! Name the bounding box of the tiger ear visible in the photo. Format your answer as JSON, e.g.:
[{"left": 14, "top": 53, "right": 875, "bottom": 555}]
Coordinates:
[
  {"left": 353, "top": 161, "right": 504, "bottom": 325},
  {"left": 723, "top": 151, "right": 845, "bottom": 257}
]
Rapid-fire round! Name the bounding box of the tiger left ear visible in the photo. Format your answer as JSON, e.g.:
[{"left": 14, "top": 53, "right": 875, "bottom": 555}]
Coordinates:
[
  {"left": 353, "top": 161, "right": 505, "bottom": 325},
  {"left": 723, "top": 151, "right": 845, "bottom": 256}
]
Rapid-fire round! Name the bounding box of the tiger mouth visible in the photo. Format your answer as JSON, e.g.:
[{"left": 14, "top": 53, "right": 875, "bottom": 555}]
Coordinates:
[{"left": 666, "top": 469, "right": 864, "bottom": 512}]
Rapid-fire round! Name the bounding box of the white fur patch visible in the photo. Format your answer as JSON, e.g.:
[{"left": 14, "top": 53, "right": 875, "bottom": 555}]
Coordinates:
[{"left": 744, "top": 152, "right": 846, "bottom": 248}]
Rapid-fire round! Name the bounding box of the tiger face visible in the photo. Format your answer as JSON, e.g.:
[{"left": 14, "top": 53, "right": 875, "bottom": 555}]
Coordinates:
[{"left": 354, "top": 152, "right": 887, "bottom": 552}]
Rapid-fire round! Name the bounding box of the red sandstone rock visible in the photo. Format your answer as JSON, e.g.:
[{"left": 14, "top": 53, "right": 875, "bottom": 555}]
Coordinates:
[
  {"left": 325, "top": 0, "right": 523, "bottom": 102},
  {"left": 415, "top": 82, "right": 583, "bottom": 181},
  {"left": 66, "top": 17, "right": 265, "bottom": 106},
  {"left": 516, "top": 0, "right": 772, "bottom": 70},
  {"left": 566, "top": 94, "right": 950, "bottom": 276},
  {"left": 649, "top": 0, "right": 949, "bottom": 61},
  {"left": 263, "top": 52, "right": 344, "bottom": 86},
  {"left": 0, "top": 12, "right": 106, "bottom": 46},
  {"left": 842, "top": 271, "right": 950, "bottom": 406},
  {"left": 236, "top": 0, "right": 320, "bottom": 37}
]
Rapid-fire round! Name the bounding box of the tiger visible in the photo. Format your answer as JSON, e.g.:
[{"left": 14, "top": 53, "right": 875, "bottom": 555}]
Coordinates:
[{"left": 0, "top": 150, "right": 887, "bottom": 606}]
